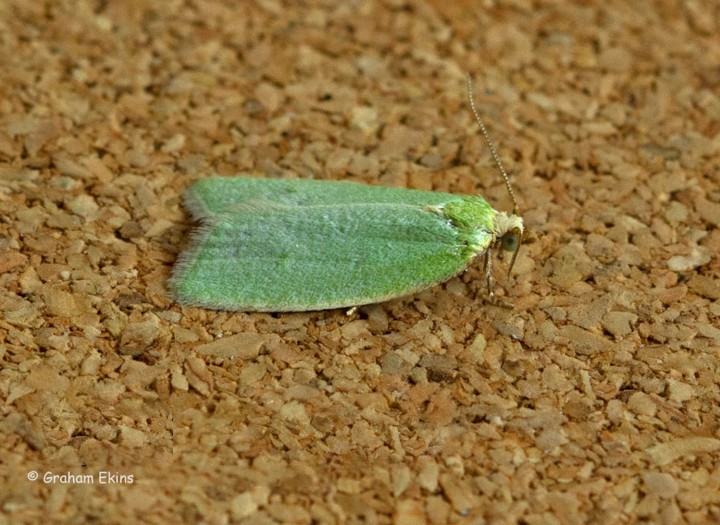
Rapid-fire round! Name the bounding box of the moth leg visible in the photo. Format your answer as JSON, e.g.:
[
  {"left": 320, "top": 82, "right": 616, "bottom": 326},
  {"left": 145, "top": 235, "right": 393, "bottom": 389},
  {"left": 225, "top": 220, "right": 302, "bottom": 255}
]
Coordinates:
[
  {"left": 483, "top": 249, "right": 495, "bottom": 301},
  {"left": 483, "top": 249, "right": 511, "bottom": 309}
]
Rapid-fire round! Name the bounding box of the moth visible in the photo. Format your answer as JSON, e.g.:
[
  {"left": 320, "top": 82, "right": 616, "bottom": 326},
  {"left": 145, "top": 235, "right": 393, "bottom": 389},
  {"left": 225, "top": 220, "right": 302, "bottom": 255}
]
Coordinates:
[{"left": 170, "top": 75, "right": 523, "bottom": 312}]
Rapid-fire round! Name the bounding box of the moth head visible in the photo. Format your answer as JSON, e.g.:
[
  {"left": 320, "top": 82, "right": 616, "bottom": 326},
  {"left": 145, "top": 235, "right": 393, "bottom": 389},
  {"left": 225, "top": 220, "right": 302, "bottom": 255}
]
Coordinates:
[
  {"left": 500, "top": 227, "right": 521, "bottom": 252},
  {"left": 494, "top": 212, "right": 524, "bottom": 275}
]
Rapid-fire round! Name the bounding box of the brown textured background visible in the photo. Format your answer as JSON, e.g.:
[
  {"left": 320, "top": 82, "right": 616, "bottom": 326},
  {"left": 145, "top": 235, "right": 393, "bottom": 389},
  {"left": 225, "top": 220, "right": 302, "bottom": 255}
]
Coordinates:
[{"left": 1, "top": 1, "right": 719, "bottom": 523}]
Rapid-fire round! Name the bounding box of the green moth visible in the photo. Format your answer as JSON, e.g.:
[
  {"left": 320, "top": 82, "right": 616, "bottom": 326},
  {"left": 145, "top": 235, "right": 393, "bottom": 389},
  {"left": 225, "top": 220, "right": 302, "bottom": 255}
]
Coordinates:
[{"left": 169, "top": 75, "right": 524, "bottom": 312}]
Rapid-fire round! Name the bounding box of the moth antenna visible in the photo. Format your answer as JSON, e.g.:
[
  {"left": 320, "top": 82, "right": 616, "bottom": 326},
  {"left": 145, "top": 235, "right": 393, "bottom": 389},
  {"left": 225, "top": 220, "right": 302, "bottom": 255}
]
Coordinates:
[
  {"left": 465, "top": 73, "right": 518, "bottom": 217},
  {"left": 466, "top": 73, "right": 523, "bottom": 280}
]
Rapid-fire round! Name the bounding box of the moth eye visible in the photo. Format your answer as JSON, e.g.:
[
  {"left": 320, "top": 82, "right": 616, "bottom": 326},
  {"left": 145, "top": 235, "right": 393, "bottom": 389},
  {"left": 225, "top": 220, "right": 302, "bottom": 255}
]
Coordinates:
[{"left": 501, "top": 231, "right": 520, "bottom": 252}]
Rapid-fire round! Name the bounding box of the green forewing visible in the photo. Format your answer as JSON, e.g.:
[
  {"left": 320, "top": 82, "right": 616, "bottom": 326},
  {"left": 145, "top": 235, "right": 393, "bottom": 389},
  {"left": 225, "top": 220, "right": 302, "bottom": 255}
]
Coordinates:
[
  {"left": 186, "top": 177, "right": 482, "bottom": 217},
  {"left": 170, "top": 177, "right": 498, "bottom": 311}
]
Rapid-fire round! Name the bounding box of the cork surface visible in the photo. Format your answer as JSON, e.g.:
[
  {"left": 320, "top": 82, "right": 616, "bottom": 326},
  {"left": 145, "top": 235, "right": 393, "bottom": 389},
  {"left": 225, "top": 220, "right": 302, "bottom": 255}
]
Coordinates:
[{"left": 1, "top": 1, "right": 719, "bottom": 523}]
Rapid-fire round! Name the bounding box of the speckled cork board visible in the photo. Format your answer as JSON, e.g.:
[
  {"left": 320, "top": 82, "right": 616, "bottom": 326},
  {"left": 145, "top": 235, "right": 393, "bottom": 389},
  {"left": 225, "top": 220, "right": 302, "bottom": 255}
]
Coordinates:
[{"left": 1, "top": 0, "right": 719, "bottom": 523}]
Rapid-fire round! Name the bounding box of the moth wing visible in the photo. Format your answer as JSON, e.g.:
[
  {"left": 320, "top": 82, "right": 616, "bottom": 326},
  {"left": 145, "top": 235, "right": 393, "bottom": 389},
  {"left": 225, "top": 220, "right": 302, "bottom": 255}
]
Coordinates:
[
  {"left": 170, "top": 202, "right": 482, "bottom": 311},
  {"left": 184, "top": 177, "right": 462, "bottom": 219}
]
